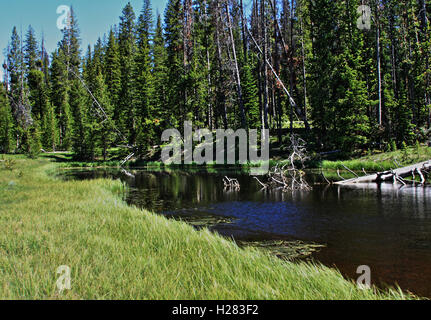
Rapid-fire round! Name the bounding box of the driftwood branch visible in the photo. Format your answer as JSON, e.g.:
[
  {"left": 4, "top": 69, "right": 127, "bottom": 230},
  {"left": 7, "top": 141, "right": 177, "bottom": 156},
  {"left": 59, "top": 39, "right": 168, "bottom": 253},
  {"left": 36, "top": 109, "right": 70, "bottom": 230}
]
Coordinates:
[
  {"left": 223, "top": 176, "right": 240, "bottom": 191},
  {"left": 342, "top": 164, "right": 359, "bottom": 178},
  {"left": 253, "top": 135, "right": 312, "bottom": 192}
]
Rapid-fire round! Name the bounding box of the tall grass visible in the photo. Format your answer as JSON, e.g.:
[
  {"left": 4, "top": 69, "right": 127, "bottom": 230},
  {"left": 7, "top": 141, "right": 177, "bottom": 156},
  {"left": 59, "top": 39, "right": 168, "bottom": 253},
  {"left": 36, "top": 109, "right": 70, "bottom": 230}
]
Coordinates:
[
  {"left": 320, "top": 146, "right": 431, "bottom": 172},
  {"left": 0, "top": 156, "right": 414, "bottom": 299}
]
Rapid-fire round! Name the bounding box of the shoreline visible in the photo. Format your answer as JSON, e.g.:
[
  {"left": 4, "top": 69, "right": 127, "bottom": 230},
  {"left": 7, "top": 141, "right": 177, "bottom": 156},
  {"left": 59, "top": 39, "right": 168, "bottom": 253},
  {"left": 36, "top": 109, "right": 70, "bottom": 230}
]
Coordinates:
[{"left": 0, "top": 155, "right": 416, "bottom": 299}]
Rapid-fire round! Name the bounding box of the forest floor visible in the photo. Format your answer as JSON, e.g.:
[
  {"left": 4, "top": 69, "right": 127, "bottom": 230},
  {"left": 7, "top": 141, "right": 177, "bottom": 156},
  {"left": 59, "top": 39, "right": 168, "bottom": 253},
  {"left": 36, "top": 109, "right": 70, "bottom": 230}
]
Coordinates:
[{"left": 0, "top": 155, "right": 415, "bottom": 299}]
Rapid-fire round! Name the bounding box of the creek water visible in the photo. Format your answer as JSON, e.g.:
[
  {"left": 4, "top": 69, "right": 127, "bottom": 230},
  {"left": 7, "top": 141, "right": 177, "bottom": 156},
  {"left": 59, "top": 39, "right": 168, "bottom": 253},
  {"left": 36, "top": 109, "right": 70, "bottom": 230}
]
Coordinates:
[{"left": 63, "top": 168, "right": 431, "bottom": 297}]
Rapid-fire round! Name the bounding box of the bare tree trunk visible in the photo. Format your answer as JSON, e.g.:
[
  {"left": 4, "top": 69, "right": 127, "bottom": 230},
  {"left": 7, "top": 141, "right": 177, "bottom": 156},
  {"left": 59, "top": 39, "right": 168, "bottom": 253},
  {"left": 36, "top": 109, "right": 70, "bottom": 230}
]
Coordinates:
[
  {"left": 289, "top": 0, "right": 295, "bottom": 135},
  {"left": 300, "top": 15, "right": 309, "bottom": 132},
  {"left": 215, "top": 4, "right": 228, "bottom": 129},
  {"left": 375, "top": 3, "right": 382, "bottom": 126},
  {"left": 225, "top": 0, "right": 247, "bottom": 128},
  {"left": 260, "top": 0, "right": 269, "bottom": 138},
  {"left": 388, "top": 3, "right": 398, "bottom": 99},
  {"left": 421, "top": 0, "right": 431, "bottom": 127},
  {"left": 269, "top": 0, "right": 310, "bottom": 132},
  {"left": 203, "top": 0, "right": 213, "bottom": 130},
  {"left": 240, "top": 0, "right": 248, "bottom": 62},
  {"left": 247, "top": 21, "right": 300, "bottom": 129},
  {"left": 271, "top": 0, "right": 282, "bottom": 145},
  {"left": 183, "top": 0, "right": 193, "bottom": 119}
]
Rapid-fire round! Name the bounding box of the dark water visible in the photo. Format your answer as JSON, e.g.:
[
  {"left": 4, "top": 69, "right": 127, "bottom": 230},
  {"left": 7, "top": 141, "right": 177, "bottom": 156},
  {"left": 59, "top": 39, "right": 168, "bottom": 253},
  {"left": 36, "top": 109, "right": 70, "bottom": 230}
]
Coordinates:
[{"left": 63, "top": 168, "right": 431, "bottom": 297}]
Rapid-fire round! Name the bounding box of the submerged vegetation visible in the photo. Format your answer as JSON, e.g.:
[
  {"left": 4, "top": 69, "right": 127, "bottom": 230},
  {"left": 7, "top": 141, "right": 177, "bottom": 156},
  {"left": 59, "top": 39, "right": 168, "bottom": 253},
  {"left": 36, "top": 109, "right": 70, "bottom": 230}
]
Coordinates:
[
  {"left": 238, "top": 240, "right": 325, "bottom": 262},
  {"left": 0, "top": 155, "right": 415, "bottom": 299}
]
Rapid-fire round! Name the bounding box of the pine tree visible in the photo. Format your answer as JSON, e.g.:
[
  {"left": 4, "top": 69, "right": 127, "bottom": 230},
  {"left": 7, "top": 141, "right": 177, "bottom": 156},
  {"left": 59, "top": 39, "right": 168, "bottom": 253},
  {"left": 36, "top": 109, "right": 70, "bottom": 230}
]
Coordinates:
[
  {"left": 241, "top": 63, "right": 260, "bottom": 129},
  {"left": 70, "top": 46, "right": 90, "bottom": 159},
  {"left": 24, "top": 26, "right": 39, "bottom": 74},
  {"left": 40, "top": 35, "right": 50, "bottom": 85},
  {"left": 7, "top": 26, "right": 33, "bottom": 151},
  {"left": 104, "top": 28, "right": 121, "bottom": 127},
  {"left": 135, "top": 0, "right": 155, "bottom": 154},
  {"left": 333, "top": 0, "right": 370, "bottom": 151},
  {"left": 57, "top": 6, "right": 87, "bottom": 156},
  {"left": 50, "top": 50, "right": 72, "bottom": 149},
  {"left": 59, "top": 6, "right": 82, "bottom": 77},
  {"left": 118, "top": 2, "right": 137, "bottom": 145},
  {"left": 307, "top": 0, "right": 370, "bottom": 152},
  {"left": 0, "top": 84, "right": 14, "bottom": 153},
  {"left": 151, "top": 14, "right": 169, "bottom": 138},
  {"left": 164, "top": 0, "right": 184, "bottom": 128},
  {"left": 307, "top": 0, "right": 339, "bottom": 148},
  {"left": 41, "top": 100, "right": 58, "bottom": 151},
  {"left": 24, "top": 25, "right": 46, "bottom": 155},
  {"left": 84, "top": 45, "right": 115, "bottom": 160}
]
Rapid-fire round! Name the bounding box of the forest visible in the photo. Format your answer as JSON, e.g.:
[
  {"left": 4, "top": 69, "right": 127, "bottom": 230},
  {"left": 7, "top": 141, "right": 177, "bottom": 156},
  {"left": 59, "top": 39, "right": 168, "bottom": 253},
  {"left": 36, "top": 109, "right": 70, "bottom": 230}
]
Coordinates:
[{"left": 0, "top": 0, "right": 430, "bottom": 161}]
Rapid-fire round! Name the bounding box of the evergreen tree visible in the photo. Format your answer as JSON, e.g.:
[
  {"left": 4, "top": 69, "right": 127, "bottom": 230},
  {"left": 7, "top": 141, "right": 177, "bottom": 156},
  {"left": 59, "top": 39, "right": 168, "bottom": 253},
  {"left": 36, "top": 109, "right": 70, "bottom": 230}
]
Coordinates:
[
  {"left": 59, "top": 6, "right": 82, "bottom": 77},
  {"left": 50, "top": 50, "right": 72, "bottom": 149},
  {"left": 40, "top": 100, "right": 58, "bottom": 151},
  {"left": 57, "top": 6, "right": 86, "bottom": 155},
  {"left": 151, "top": 14, "right": 169, "bottom": 140},
  {"left": 104, "top": 28, "right": 121, "bottom": 127},
  {"left": 0, "top": 84, "right": 14, "bottom": 153},
  {"left": 118, "top": 2, "right": 137, "bottom": 145},
  {"left": 84, "top": 45, "right": 115, "bottom": 160},
  {"left": 135, "top": 0, "right": 155, "bottom": 153},
  {"left": 164, "top": 0, "right": 184, "bottom": 128},
  {"left": 24, "top": 26, "right": 39, "bottom": 74},
  {"left": 241, "top": 63, "right": 260, "bottom": 129},
  {"left": 307, "top": 0, "right": 370, "bottom": 152},
  {"left": 70, "top": 46, "right": 90, "bottom": 159},
  {"left": 7, "top": 26, "right": 33, "bottom": 151}
]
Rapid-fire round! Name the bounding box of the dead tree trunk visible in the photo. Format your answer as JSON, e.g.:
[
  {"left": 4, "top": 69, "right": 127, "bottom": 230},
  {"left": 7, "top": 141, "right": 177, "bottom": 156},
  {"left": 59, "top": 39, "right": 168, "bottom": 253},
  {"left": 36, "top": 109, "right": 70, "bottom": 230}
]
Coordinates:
[
  {"left": 254, "top": 135, "right": 311, "bottom": 191},
  {"left": 225, "top": 0, "right": 247, "bottom": 129},
  {"left": 375, "top": 3, "right": 383, "bottom": 126},
  {"left": 260, "top": 0, "right": 269, "bottom": 139},
  {"left": 215, "top": 4, "right": 228, "bottom": 129}
]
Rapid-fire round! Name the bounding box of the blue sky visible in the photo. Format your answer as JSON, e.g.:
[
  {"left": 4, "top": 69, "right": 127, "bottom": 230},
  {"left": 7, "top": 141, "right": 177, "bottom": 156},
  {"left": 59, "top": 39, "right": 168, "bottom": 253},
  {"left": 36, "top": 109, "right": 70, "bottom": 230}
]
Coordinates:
[{"left": 0, "top": 0, "right": 168, "bottom": 80}]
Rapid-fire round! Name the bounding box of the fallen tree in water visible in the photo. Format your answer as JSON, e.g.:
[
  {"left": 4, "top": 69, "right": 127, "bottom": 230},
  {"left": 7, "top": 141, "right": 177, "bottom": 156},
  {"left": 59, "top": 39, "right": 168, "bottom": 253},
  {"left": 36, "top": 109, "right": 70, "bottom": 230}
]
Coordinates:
[
  {"left": 254, "top": 135, "right": 312, "bottom": 191},
  {"left": 223, "top": 176, "right": 241, "bottom": 191},
  {"left": 335, "top": 160, "right": 431, "bottom": 185}
]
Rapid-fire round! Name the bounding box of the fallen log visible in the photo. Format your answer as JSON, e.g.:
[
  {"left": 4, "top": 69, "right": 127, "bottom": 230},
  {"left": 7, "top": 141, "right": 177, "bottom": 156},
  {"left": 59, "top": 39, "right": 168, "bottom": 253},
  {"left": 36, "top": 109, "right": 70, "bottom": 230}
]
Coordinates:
[
  {"left": 335, "top": 160, "right": 431, "bottom": 185},
  {"left": 342, "top": 164, "right": 359, "bottom": 178},
  {"left": 416, "top": 168, "right": 425, "bottom": 184}
]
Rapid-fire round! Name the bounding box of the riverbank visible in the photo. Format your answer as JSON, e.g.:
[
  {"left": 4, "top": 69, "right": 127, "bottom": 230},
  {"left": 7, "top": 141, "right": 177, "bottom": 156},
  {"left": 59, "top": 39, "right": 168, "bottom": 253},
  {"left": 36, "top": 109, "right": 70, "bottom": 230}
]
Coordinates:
[
  {"left": 0, "top": 155, "right": 414, "bottom": 299},
  {"left": 316, "top": 145, "right": 431, "bottom": 182},
  {"left": 320, "top": 145, "right": 431, "bottom": 171},
  {"left": 40, "top": 144, "right": 431, "bottom": 171}
]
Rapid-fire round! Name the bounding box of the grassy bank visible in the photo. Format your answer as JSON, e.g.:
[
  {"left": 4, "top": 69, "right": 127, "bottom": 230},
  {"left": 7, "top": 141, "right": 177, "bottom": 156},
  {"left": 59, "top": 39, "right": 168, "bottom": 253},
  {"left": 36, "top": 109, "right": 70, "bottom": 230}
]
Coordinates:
[
  {"left": 314, "top": 145, "right": 431, "bottom": 182},
  {"left": 320, "top": 145, "right": 431, "bottom": 172},
  {"left": 0, "top": 155, "right": 412, "bottom": 299}
]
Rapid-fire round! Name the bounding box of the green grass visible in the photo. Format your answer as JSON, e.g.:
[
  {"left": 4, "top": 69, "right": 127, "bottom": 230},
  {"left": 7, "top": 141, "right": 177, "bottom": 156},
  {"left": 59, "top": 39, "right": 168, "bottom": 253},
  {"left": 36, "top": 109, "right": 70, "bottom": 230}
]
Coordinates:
[{"left": 0, "top": 155, "right": 414, "bottom": 299}]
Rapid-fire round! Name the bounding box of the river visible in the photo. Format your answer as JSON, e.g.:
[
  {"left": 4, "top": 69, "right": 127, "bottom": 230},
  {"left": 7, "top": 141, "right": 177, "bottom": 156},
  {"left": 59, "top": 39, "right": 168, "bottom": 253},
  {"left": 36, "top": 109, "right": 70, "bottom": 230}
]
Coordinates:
[{"left": 62, "top": 168, "right": 431, "bottom": 298}]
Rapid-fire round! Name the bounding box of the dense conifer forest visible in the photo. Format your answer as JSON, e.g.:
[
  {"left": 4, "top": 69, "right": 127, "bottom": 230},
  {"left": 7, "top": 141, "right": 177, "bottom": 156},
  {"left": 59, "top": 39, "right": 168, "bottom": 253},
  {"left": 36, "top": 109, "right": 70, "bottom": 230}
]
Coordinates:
[{"left": 1, "top": 0, "right": 430, "bottom": 160}]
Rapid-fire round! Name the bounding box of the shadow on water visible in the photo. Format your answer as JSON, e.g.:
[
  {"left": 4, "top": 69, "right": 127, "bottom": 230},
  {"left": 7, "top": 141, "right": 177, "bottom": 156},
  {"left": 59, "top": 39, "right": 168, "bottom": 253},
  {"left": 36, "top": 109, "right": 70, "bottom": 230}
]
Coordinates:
[{"left": 62, "top": 168, "right": 431, "bottom": 297}]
